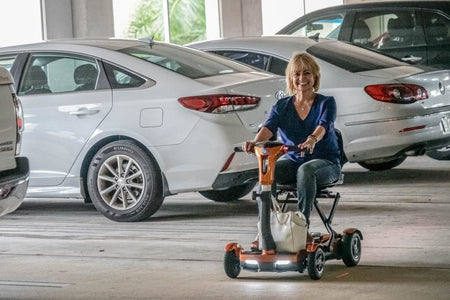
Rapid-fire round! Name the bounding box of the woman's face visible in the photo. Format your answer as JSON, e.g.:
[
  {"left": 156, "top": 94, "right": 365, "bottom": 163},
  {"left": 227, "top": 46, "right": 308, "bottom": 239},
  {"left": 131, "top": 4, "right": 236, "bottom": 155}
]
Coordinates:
[{"left": 292, "top": 65, "right": 315, "bottom": 93}]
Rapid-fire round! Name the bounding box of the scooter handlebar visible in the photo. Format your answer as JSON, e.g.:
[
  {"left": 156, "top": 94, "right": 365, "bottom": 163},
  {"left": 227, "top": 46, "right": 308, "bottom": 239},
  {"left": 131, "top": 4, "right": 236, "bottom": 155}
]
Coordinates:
[{"left": 234, "top": 144, "right": 305, "bottom": 153}]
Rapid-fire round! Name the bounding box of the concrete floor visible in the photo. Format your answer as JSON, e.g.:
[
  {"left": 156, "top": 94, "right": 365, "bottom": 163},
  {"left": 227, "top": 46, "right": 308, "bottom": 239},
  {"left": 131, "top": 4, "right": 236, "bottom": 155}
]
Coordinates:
[{"left": 0, "top": 155, "right": 449, "bottom": 299}]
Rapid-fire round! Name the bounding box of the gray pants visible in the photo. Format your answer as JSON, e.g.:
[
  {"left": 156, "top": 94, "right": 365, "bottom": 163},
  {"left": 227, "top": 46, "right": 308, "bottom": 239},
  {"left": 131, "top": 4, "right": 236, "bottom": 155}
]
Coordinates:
[{"left": 275, "top": 157, "right": 341, "bottom": 224}]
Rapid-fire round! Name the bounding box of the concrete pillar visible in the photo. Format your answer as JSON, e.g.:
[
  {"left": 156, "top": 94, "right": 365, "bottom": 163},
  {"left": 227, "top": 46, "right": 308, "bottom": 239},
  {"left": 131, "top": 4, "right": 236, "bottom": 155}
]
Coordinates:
[
  {"left": 41, "top": 0, "right": 114, "bottom": 40},
  {"left": 219, "top": 0, "right": 262, "bottom": 38},
  {"left": 41, "top": 0, "right": 73, "bottom": 39}
]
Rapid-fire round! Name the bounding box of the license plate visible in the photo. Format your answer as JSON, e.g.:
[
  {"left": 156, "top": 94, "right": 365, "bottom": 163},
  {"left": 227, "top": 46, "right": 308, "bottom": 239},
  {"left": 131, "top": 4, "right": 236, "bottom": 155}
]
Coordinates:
[{"left": 441, "top": 115, "right": 450, "bottom": 134}]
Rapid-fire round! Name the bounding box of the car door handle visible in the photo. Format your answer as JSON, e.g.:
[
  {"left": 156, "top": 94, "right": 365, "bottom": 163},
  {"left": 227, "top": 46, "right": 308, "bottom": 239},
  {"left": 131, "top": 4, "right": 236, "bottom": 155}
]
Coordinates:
[
  {"left": 401, "top": 55, "right": 422, "bottom": 63},
  {"left": 69, "top": 107, "right": 100, "bottom": 116}
]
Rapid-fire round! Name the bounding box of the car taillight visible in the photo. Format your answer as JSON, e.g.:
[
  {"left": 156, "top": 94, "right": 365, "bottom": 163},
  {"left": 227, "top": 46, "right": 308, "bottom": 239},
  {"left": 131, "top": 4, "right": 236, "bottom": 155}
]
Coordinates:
[
  {"left": 12, "top": 94, "right": 24, "bottom": 155},
  {"left": 178, "top": 94, "right": 260, "bottom": 113},
  {"left": 364, "top": 84, "right": 428, "bottom": 104}
]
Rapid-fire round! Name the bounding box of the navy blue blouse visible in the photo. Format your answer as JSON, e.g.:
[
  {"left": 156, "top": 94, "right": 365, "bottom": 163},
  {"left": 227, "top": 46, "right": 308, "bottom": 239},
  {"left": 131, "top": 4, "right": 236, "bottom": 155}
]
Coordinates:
[{"left": 262, "top": 94, "right": 341, "bottom": 166}]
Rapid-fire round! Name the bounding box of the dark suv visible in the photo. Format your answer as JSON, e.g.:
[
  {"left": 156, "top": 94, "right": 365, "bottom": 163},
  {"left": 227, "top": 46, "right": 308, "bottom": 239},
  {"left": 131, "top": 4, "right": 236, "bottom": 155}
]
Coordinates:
[{"left": 277, "top": 1, "right": 450, "bottom": 69}]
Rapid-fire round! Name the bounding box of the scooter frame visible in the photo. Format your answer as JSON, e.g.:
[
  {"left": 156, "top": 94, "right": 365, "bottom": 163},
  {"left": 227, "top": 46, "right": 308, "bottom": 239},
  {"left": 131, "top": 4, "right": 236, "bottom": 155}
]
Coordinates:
[{"left": 224, "top": 141, "right": 362, "bottom": 280}]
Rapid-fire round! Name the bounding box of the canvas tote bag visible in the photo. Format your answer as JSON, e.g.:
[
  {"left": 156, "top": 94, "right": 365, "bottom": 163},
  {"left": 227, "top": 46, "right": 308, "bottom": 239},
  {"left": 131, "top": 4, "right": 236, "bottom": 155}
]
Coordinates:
[{"left": 258, "top": 196, "right": 308, "bottom": 253}]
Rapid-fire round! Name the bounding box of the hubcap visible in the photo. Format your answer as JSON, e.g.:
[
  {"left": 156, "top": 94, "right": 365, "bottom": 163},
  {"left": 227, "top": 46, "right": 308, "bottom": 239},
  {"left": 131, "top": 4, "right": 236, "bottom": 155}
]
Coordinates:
[
  {"left": 316, "top": 250, "right": 325, "bottom": 273},
  {"left": 352, "top": 236, "right": 361, "bottom": 260},
  {"left": 97, "top": 154, "right": 145, "bottom": 210}
]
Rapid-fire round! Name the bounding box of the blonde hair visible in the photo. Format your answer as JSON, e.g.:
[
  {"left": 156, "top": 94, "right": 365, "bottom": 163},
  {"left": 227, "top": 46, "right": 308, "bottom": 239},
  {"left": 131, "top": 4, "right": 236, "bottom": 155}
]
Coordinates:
[{"left": 285, "top": 52, "right": 321, "bottom": 95}]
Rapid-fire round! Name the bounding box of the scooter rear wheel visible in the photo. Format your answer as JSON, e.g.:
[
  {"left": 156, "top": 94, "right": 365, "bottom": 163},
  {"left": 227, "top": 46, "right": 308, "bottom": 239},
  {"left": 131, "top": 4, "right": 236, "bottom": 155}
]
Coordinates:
[
  {"left": 224, "top": 250, "right": 241, "bottom": 278},
  {"left": 307, "top": 247, "right": 325, "bottom": 280},
  {"left": 342, "top": 232, "right": 362, "bottom": 267}
]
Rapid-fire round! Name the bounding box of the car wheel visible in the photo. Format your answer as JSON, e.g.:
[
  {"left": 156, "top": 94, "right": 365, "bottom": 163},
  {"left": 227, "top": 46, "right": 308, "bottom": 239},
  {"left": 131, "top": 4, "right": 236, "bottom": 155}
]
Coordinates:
[
  {"left": 307, "top": 247, "right": 325, "bottom": 280},
  {"left": 87, "top": 140, "right": 164, "bottom": 222},
  {"left": 342, "top": 232, "right": 362, "bottom": 267},
  {"left": 426, "top": 146, "right": 450, "bottom": 160},
  {"left": 357, "top": 156, "right": 406, "bottom": 171},
  {"left": 199, "top": 181, "right": 256, "bottom": 202}
]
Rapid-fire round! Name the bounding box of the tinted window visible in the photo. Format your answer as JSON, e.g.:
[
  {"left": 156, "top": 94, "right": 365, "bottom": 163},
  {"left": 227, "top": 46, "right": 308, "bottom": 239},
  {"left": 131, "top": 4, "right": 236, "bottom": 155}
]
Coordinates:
[
  {"left": 268, "top": 57, "right": 288, "bottom": 76},
  {"left": 103, "top": 63, "right": 147, "bottom": 89},
  {"left": 423, "top": 11, "right": 450, "bottom": 45},
  {"left": 19, "top": 54, "right": 99, "bottom": 95},
  {"left": 307, "top": 42, "right": 408, "bottom": 73},
  {"left": 353, "top": 10, "right": 424, "bottom": 50},
  {"left": 212, "top": 50, "right": 288, "bottom": 76},
  {"left": 120, "top": 44, "right": 254, "bottom": 79},
  {"left": 213, "top": 50, "right": 269, "bottom": 70},
  {"left": 282, "top": 13, "right": 345, "bottom": 39}
]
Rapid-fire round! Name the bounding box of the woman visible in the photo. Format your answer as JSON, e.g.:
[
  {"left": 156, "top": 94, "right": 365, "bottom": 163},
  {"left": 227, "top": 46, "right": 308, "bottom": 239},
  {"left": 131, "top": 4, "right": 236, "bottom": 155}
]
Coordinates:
[{"left": 243, "top": 52, "right": 341, "bottom": 227}]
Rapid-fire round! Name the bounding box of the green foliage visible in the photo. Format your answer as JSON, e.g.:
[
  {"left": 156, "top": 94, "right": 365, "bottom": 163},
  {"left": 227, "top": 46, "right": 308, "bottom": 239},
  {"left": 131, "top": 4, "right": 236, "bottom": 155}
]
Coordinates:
[{"left": 127, "top": 0, "right": 206, "bottom": 45}]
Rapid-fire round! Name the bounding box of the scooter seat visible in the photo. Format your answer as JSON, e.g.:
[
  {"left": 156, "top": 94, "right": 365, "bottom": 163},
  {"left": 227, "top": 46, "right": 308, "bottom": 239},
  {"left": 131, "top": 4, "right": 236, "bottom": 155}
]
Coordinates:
[{"left": 277, "top": 173, "right": 344, "bottom": 193}]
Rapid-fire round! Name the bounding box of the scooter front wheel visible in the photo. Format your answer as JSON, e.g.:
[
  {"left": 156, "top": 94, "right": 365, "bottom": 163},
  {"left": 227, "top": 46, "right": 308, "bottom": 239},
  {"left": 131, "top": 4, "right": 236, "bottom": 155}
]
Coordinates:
[
  {"left": 224, "top": 250, "right": 241, "bottom": 278},
  {"left": 307, "top": 247, "right": 325, "bottom": 280}
]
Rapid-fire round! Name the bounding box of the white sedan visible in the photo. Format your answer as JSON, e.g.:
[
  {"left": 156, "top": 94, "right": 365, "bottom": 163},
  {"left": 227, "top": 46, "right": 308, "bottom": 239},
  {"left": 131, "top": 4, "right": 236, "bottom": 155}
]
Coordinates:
[
  {"left": 189, "top": 36, "right": 450, "bottom": 169},
  {"left": 0, "top": 38, "right": 286, "bottom": 221}
]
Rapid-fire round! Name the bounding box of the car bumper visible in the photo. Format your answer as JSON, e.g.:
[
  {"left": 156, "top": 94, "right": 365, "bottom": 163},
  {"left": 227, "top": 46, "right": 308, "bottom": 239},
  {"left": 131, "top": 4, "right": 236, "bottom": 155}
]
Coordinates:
[
  {"left": 212, "top": 168, "right": 258, "bottom": 190},
  {"left": 343, "top": 110, "right": 450, "bottom": 161},
  {"left": 0, "top": 157, "right": 29, "bottom": 217}
]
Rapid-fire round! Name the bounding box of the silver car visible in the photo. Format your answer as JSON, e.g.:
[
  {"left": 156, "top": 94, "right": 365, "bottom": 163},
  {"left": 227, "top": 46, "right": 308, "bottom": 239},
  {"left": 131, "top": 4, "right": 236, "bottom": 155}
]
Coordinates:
[
  {"left": 0, "top": 38, "right": 286, "bottom": 221},
  {"left": 190, "top": 36, "right": 450, "bottom": 170}
]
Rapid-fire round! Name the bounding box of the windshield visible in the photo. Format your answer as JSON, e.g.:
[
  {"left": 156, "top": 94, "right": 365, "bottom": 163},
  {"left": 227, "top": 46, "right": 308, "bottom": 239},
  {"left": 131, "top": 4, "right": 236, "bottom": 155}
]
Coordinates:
[
  {"left": 120, "top": 43, "right": 255, "bottom": 79},
  {"left": 307, "top": 41, "right": 408, "bottom": 72}
]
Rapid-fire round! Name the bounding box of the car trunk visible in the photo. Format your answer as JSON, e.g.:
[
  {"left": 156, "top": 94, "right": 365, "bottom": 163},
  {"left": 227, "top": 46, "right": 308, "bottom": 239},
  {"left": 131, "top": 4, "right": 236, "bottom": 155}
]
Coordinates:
[{"left": 196, "top": 72, "right": 286, "bottom": 133}]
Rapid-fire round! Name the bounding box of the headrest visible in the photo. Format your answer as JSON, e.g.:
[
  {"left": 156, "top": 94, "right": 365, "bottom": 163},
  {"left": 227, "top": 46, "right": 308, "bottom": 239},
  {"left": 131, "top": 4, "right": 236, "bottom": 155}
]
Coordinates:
[
  {"left": 388, "top": 17, "right": 413, "bottom": 31},
  {"left": 426, "top": 22, "right": 448, "bottom": 40},
  {"left": 74, "top": 64, "right": 98, "bottom": 85},
  {"left": 353, "top": 19, "right": 370, "bottom": 40},
  {"left": 25, "top": 66, "right": 48, "bottom": 86}
]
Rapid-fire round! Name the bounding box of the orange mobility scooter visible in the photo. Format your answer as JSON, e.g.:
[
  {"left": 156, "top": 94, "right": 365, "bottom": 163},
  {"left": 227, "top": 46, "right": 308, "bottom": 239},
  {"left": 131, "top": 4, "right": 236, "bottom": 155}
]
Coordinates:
[{"left": 224, "top": 141, "right": 362, "bottom": 279}]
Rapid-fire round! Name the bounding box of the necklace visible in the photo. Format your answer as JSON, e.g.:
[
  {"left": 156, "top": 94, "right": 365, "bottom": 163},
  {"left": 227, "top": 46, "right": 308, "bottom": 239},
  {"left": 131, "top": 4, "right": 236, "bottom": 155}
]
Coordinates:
[
  {"left": 295, "top": 99, "right": 312, "bottom": 111},
  {"left": 295, "top": 93, "right": 315, "bottom": 111}
]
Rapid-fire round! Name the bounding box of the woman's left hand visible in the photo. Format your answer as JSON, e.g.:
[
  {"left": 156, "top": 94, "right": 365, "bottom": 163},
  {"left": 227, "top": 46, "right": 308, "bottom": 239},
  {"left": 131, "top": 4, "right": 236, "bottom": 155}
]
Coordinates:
[{"left": 299, "top": 136, "right": 317, "bottom": 156}]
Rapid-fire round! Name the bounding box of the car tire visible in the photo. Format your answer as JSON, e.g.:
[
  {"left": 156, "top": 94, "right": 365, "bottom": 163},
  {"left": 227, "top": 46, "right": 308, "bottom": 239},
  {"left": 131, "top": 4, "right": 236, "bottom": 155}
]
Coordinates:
[
  {"left": 199, "top": 181, "right": 256, "bottom": 202},
  {"left": 357, "top": 156, "right": 406, "bottom": 171},
  {"left": 426, "top": 147, "right": 450, "bottom": 160},
  {"left": 87, "top": 140, "right": 164, "bottom": 222}
]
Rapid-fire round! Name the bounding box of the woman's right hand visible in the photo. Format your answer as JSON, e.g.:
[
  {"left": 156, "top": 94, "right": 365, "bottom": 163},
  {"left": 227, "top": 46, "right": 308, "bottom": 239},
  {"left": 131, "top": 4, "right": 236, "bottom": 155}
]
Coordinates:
[{"left": 242, "top": 140, "right": 255, "bottom": 154}]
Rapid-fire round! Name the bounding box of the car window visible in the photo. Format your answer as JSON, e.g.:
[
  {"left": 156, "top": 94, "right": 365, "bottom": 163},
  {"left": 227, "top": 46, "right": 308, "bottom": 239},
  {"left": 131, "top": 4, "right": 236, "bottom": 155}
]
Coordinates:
[
  {"left": 307, "top": 41, "right": 408, "bottom": 73},
  {"left": 103, "top": 63, "right": 147, "bottom": 89},
  {"left": 423, "top": 10, "right": 450, "bottom": 45},
  {"left": 283, "top": 13, "right": 344, "bottom": 39},
  {"left": 18, "top": 54, "right": 99, "bottom": 95},
  {"left": 353, "top": 9, "right": 424, "bottom": 50},
  {"left": 212, "top": 50, "right": 269, "bottom": 70},
  {"left": 211, "top": 50, "right": 288, "bottom": 76},
  {"left": 120, "top": 44, "right": 254, "bottom": 79},
  {"left": 0, "top": 55, "right": 17, "bottom": 71},
  {"left": 268, "top": 56, "right": 288, "bottom": 76}
]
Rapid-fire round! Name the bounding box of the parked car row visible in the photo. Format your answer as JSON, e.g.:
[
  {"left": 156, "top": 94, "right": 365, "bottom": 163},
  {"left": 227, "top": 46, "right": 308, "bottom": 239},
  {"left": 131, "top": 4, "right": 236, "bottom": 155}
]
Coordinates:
[{"left": 1, "top": 1, "right": 449, "bottom": 220}]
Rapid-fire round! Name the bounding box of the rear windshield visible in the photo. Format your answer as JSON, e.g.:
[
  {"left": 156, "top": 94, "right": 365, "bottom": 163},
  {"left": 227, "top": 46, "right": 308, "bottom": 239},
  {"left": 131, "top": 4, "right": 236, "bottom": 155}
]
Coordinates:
[
  {"left": 119, "top": 43, "right": 255, "bottom": 79},
  {"left": 307, "top": 41, "right": 408, "bottom": 72}
]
